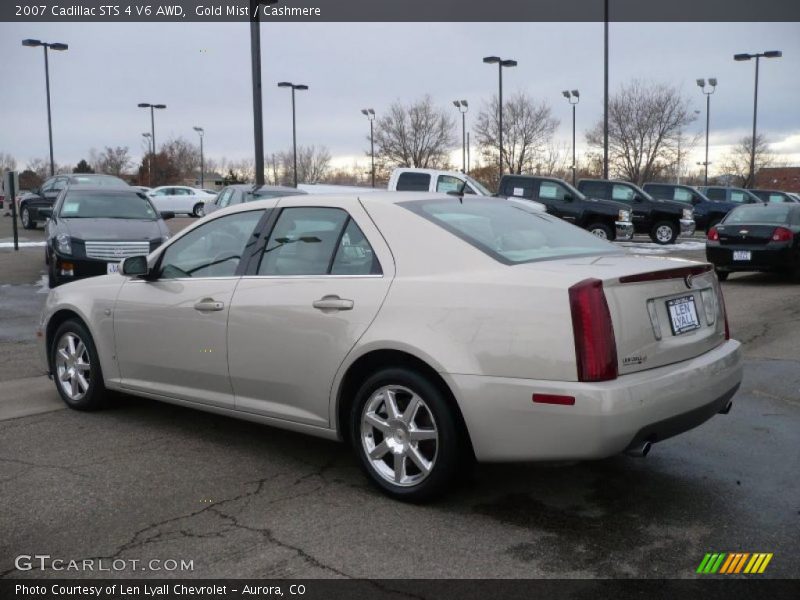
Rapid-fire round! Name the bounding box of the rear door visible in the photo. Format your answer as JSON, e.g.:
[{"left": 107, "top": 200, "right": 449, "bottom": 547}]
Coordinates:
[
  {"left": 537, "top": 180, "right": 580, "bottom": 223},
  {"left": 395, "top": 172, "right": 431, "bottom": 192},
  {"left": 227, "top": 199, "right": 394, "bottom": 427}
]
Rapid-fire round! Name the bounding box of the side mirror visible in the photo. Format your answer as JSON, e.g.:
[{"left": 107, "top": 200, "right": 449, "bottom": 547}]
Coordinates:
[
  {"left": 159, "top": 211, "right": 175, "bottom": 220},
  {"left": 563, "top": 193, "right": 574, "bottom": 202},
  {"left": 39, "top": 207, "right": 53, "bottom": 219},
  {"left": 634, "top": 194, "right": 644, "bottom": 202},
  {"left": 120, "top": 255, "right": 149, "bottom": 277},
  {"left": 691, "top": 196, "right": 702, "bottom": 205}
]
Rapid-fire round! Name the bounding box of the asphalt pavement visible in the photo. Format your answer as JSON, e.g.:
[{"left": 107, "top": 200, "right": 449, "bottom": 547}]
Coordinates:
[{"left": 1, "top": 212, "right": 798, "bottom": 579}]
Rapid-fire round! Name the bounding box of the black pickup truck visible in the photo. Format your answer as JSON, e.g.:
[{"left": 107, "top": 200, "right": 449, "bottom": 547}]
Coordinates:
[
  {"left": 497, "top": 175, "right": 633, "bottom": 240},
  {"left": 643, "top": 182, "right": 738, "bottom": 233},
  {"left": 577, "top": 179, "right": 695, "bottom": 244}
]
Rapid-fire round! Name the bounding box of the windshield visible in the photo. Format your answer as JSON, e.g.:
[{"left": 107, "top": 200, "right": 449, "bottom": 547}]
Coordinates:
[
  {"left": 68, "top": 175, "right": 129, "bottom": 187},
  {"left": 59, "top": 192, "right": 159, "bottom": 219},
  {"left": 723, "top": 205, "right": 794, "bottom": 225},
  {"left": 464, "top": 176, "right": 492, "bottom": 196},
  {"left": 401, "top": 197, "right": 618, "bottom": 264}
]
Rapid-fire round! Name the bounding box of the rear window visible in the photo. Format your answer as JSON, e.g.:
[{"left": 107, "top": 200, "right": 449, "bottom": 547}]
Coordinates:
[
  {"left": 723, "top": 205, "right": 794, "bottom": 225},
  {"left": 396, "top": 172, "right": 431, "bottom": 191},
  {"left": 400, "top": 197, "right": 617, "bottom": 264}
]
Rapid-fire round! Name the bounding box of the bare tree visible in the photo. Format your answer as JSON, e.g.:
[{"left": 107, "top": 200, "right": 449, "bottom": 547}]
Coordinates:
[
  {"left": 718, "top": 134, "right": 776, "bottom": 188},
  {"left": 373, "top": 96, "right": 455, "bottom": 169},
  {"left": 296, "top": 145, "right": 331, "bottom": 183},
  {"left": 475, "top": 92, "right": 559, "bottom": 176},
  {"left": 90, "top": 146, "right": 132, "bottom": 176},
  {"left": 586, "top": 80, "right": 698, "bottom": 184},
  {"left": 0, "top": 152, "right": 17, "bottom": 174},
  {"left": 26, "top": 158, "right": 53, "bottom": 180},
  {"left": 161, "top": 138, "right": 200, "bottom": 180}
]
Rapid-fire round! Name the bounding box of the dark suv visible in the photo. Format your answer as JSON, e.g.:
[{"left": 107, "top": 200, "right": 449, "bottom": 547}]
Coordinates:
[
  {"left": 497, "top": 175, "right": 633, "bottom": 240},
  {"left": 18, "top": 174, "right": 129, "bottom": 229},
  {"left": 750, "top": 189, "right": 799, "bottom": 204},
  {"left": 697, "top": 186, "right": 761, "bottom": 206},
  {"left": 643, "top": 183, "right": 737, "bottom": 232},
  {"left": 577, "top": 179, "right": 695, "bottom": 244}
]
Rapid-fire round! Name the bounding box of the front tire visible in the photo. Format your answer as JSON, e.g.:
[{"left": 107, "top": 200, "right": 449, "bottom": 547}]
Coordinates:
[
  {"left": 50, "top": 320, "right": 107, "bottom": 411},
  {"left": 350, "top": 367, "right": 463, "bottom": 502},
  {"left": 21, "top": 205, "right": 36, "bottom": 230},
  {"left": 192, "top": 203, "right": 205, "bottom": 218},
  {"left": 650, "top": 221, "right": 678, "bottom": 245},
  {"left": 586, "top": 222, "right": 614, "bottom": 241}
]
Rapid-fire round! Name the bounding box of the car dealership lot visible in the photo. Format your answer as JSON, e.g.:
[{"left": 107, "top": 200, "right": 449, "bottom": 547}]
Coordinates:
[{"left": 1, "top": 215, "right": 798, "bottom": 578}]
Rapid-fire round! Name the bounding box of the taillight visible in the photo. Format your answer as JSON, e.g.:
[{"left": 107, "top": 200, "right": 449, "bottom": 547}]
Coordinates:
[
  {"left": 771, "top": 227, "right": 793, "bottom": 242},
  {"left": 707, "top": 226, "right": 720, "bottom": 241},
  {"left": 715, "top": 278, "right": 730, "bottom": 340},
  {"left": 569, "top": 278, "right": 618, "bottom": 382}
]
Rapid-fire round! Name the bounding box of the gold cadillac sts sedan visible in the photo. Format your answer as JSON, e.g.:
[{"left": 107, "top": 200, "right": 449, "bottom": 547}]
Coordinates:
[{"left": 38, "top": 192, "right": 742, "bottom": 500}]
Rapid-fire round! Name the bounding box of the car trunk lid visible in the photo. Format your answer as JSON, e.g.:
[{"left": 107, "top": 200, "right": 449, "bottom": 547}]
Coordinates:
[{"left": 715, "top": 223, "right": 777, "bottom": 246}]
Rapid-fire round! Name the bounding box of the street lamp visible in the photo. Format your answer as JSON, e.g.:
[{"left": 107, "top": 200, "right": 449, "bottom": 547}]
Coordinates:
[
  {"left": 452, "top": 100, "right": 469, "bottom": 173},
  {"left": 483, "top": 56, "right": 517, "bottom": 176},
  {"left": 22, "top": 39, "right": 68, "bottom": 177},
  {"left": 137, "top": 103, "right": 166, "bottom": 183},
  {"left": 561, "top": 90, "right": 579, "bottom": 186},
  {"left": 696, "top": 78, "right": 717, "bottom": 186},
  {"left": 250, "top": 1, "right": 281, "bottom": 186},
  {"left": 361, "top": 109, "right": 376, "bottom": 188},
  {"left": 733, "top": 50, "right": 782, "bottom": 188},
  {"left": 142, "top": 132, "right": 152, "bottom": 187},
  {"left": 193, "top": 126, "right": 205, "bottom": 189},
  {"left": 277, "top": 81, "right": 308, "bottom": 188}
]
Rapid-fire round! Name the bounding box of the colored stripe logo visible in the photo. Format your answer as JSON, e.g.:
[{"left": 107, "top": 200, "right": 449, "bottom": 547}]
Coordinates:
[{"left": 696, "top": 552, "right": 773, "bottom": 574}]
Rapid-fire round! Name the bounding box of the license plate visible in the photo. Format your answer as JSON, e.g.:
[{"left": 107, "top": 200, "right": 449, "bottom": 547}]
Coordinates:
[
  {"left": 666, "top": 295, "right": 700, "bottom": 335},
  {"left": 733, "top": 250, "right": 751, "bottom": 261},
  {"left": 107, "top": 262, "right": 121, "bottom": 275}
]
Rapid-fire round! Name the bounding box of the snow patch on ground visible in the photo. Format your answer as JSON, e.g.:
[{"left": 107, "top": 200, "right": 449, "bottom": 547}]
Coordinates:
[{"left": 0, "top": 241, "right": 46, "bottom": 248}]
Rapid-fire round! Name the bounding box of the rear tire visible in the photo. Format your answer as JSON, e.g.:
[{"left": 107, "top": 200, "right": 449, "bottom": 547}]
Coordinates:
[
  {"left": 21, "top": 205, "right": 36, "bottom": 230},
  {"left": 716, "top": 270, "right": 729, "bottom": 281},
  {"left": 192, "top": 203, "right": 204, "bottom": 218},
  {"left": 50, "top": 320, "right": 107, "bottom": 411},
  {"left": 587, "top": 222, "right": 614, "bottom": 241},
  {"left": 650, "top": 221, "right": 678, "bottom": 245},
  {"left": 350, "top": 367, "right": 463, "bottom": 502}
]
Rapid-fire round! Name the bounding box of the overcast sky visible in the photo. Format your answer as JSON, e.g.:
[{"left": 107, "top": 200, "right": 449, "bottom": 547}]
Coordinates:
[{"left": 1, "top": 21, "right": 798, "bottom": 175}]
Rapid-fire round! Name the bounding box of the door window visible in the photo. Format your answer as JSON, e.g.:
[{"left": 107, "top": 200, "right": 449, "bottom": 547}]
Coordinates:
[
  {"left": 217, "top": 189, "right": 234, "bottom": 208},
  {"left": 52, "top": 177, "right": 68, "bottom": 192},
  {"left": 538, "top": 181, "right": 568, "bottom": 201},
  {"left": 258, "top": 207, "right": 357, "bottom": 276},
  {"left": 40, "top": 178, "right": 56, "bottom": 193},
  {"left": 768, "top": 194, "right": 788, "bottom": 203},
  {"left": 436, "top": 175, "right": 464, "bottom": 193},
  {"left": 611, "top": 184, "right": 635, "bottom": 202},
  {"left": 674, "top": 187, "right": 693, "bottom": 202},
  {"left": 158, "top": 210, "right": 264, "bottom": 279},
  {"left": 730, "top": 191, "right": 748, "bottom": 203},
  {"left": 396, "top": 172, "right": 431, "bottom": 191}
]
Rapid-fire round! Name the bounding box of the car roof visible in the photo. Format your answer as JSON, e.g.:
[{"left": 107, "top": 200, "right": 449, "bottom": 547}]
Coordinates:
[
  {"left": 228, "top": 184, "right": 305, "bottom": 193},
  {"left": 64, "top": 185, "right": 147, "bottom": 194}
]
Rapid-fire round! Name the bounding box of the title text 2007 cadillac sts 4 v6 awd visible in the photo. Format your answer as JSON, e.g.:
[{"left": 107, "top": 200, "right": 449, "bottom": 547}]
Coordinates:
[{"left": 38, "top": 192, "right": 742, "bottom": 500}]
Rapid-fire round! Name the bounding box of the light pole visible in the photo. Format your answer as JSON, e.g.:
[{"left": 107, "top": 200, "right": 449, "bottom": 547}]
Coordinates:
[
  {"left": 676, "top": 110, "right": 700, "bottom": 184},
  {"left": 361, "top": 109, "right": 376, "bottom": 188},
  {"left": 22, "top": 39, "right": 68, "bottom": 177},
  {"left": 696, "top": 78, "right": 717, "bottom": 186},
  {"left": 277, "top": 82, "right": 308, "bottom": 188},
  {"left": 483, "top": 56, "right": 517, "bottom": 176},
  {"left": 734, "top": 50, "right": 782, "bottom": 188},
  {"left": 137, "top": 103, "right": 166, "bottom": 184},
  {"left": 452, "top": 100, "right": 469, "bottom": 173},
  {"left": 193, "top": 126, "right": 205, "bottom": 189},
  {"left": 561, "top": 90, "right": 579, "bottom": 186},
  {"left": 250, "top": 1, "right": 281, "bottom": 186},
  {"left": 603, "top": 0, "right": 609, "bottom": 179},
  {"left": 142, "top": 132, "right": 152, "bottom": 186}
]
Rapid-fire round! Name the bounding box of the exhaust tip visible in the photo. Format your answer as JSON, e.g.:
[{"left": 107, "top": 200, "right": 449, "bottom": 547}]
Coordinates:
[
  {"left": 719, "top": 401, "right": 733, "bottom": 415},
  {"left": 625, "top": 440, "right": 652, "bottom": 458}
]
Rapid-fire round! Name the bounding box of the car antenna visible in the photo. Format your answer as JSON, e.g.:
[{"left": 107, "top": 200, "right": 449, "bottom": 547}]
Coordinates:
[{"left": 446, "top": 180, "right": 468, "bottom": 204}]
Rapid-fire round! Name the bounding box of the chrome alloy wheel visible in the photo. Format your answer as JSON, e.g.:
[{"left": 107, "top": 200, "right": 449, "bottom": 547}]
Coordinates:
[
  {"left": 656, "top": 224, "right": 674, "bottom": 243},
  {"left": 55, "top": 332, "right": 91, "bottom": 402},
  {"left": 590, "top": 227, "right": 608, "bottom": 239},
  {"left": 360, "top": 385, "right": 439, "bottom": 487}
]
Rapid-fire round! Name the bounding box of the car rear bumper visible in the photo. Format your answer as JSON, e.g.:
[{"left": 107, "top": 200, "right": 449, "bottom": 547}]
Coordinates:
[
  {"left": 447, "top": 339, "right": 742, "bottom": 462},
  {"left": 615, "top": 221, "right": 634, "bottom": 241},
  {"left": 680, "top": 218, "right": 696, "bottom": 237},
  {"left": 707, "top": 244, "right": 798, "bottom": 272}
]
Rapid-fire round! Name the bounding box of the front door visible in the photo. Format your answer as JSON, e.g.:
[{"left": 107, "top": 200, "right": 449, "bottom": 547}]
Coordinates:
[
  {"left": 113, "top": 209, "right": 268, "bottom": 407},
  {"left": 228, "top": 201, "right": 394, "bottom": 427}
]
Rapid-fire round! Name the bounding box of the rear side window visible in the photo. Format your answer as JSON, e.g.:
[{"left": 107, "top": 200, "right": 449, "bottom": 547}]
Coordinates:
[
  {"left": 645, "top": 184, "right": 670, "bottom": 200},
  {"left": 396, "top": 172, "right": 431, "bottom": 191},
  {"left": 401, "top": 197, "right": 616, "bottom": 265},
  {"left": 580, "top": 181, "right": 607, "bottom": 198},
  {"left": 705, "top": 188, "right": 725, "bottom": 201},
  {"left": 501, "top": 177, "right": 535, "bottom": 199}
]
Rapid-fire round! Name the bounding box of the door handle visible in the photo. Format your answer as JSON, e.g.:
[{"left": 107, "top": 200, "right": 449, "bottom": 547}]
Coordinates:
[
  {"left": 312, "top": 295, "right": 354, "bottom": 311},
  {"left": 194, "top": 298, "right": 225, "bottom": 312}
]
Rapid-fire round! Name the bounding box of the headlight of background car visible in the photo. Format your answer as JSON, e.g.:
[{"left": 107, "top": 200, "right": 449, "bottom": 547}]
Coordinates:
[
  {"left": 619, "top": 209, "right": 631, "bottom": 222},
  {"left": 56, "top": 234, "right": 72, "bottom": 255},
  {"left": 683, "top": 208, "right": 693, "bottom": 220}
]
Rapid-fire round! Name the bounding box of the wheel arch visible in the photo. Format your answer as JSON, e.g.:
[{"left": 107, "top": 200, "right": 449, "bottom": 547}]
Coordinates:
[
  {"left": 333, "top": 348, "right": 475, "bottom": 459},
  {"left": 45, "top": 309, "right": 89, "bottom": 373}
]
